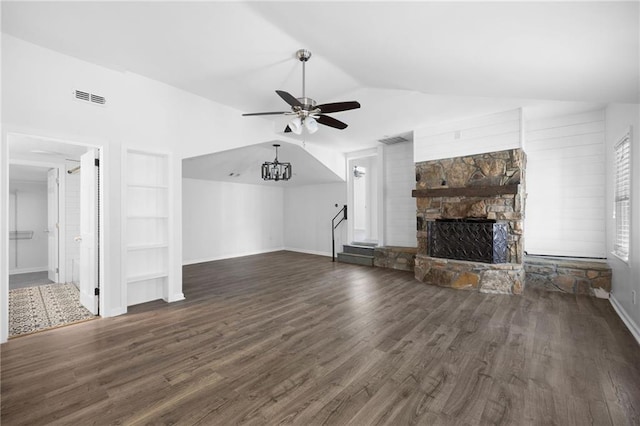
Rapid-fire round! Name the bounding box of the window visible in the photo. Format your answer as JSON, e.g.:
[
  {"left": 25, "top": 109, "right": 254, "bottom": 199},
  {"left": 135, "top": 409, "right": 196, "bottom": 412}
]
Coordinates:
[{"left": 613, "top": 130, "right": 631, "bottom": 261}]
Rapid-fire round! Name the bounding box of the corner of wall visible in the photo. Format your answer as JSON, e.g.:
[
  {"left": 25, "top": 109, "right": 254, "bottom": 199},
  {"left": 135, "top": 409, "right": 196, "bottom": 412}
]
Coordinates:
[
  {"left": 604, "top": 102, "right": 640, "bottom": 343},
  {"left": 303, "top": 143, "right": 346, "bottom": 181},
  {"left": 610, "top": 294, "right": 640, "bottom": 345}
]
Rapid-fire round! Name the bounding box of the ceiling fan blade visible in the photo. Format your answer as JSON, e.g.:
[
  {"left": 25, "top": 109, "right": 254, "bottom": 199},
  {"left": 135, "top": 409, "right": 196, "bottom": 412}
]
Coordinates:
[
  {"left": 284, "top": 125, "right": 292, "bottom": 133},
  {"left": 242, "top": 111, "right": 288, "bottom": 116},
  {"left": 316, "top": 101, "right": 361, "bottom": 114},
  {"left": 276, "top": 90, "right": 303, "bottom": 108},
  {"left": 317, "top": 114, "right": 348, "bottom": 130}
]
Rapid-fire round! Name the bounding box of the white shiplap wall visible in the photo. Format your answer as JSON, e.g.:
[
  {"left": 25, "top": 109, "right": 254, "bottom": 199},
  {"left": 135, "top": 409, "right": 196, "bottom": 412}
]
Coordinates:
[
  {"left": 525, "top": 109, "right": 606, "bottom": 258},
  {"left": 414, "top": 109, "right": 523, "bottom": 162},
  {"left": 384, "top": 141, "right": 417, "bottom": 247},
  {"left": 284, "top": 182, "right": 347, "bottom": 257}
]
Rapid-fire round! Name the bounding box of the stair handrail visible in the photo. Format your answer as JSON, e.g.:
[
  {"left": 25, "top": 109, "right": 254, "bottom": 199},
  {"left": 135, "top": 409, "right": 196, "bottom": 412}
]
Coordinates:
[{"left": 332, "top": 205, "right": 348, "bottom": 262}]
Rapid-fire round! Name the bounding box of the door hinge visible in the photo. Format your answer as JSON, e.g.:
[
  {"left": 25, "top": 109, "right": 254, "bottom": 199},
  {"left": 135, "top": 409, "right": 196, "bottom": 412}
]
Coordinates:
[
  {"left": 94, "top": 288, "right": 100, "bottom": 296},
  {"left": 56, "top": 177, "right": 60, "bottom": 185},
  {"left": 94, "top": 158, "right": 100, "bottom": 167},
  {"left": 56, "top": 267, "right": 59, "bottom": 273}
]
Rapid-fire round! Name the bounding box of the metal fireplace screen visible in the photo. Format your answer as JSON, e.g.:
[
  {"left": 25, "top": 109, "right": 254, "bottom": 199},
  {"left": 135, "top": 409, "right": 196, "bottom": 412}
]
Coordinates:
[{"left": 427, "top": 219, "right": 508, "bottom": 264}]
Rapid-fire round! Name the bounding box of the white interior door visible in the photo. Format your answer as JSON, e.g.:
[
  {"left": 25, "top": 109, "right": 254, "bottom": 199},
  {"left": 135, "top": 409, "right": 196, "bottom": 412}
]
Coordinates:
[
  {"left": 79, "top": 150, "right": 98, "bottom": 315},
  {"left": 47, "top": 168, "right": 59, "bottom": 282}
]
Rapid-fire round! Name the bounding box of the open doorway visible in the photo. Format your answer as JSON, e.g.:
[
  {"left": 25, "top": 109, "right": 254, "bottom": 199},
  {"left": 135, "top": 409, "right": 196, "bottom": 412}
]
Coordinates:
[
  {"left": 7, "top": 134, "right": 101, "bottom": 337},
  {"left": 9, "top": 165, "right": 56, "bottom": 286},
  {"left": 348, "top": 153, "right": 381, "bottom": 245}
]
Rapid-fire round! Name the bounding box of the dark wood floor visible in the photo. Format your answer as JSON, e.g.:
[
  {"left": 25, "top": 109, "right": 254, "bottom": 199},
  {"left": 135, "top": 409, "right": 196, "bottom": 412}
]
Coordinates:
[{"left": 2, "top": 251, "right": 639, "bottom": 425}]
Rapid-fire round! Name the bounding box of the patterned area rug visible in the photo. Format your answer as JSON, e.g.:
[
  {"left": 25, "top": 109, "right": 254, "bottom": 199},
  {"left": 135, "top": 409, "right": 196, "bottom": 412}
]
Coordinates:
[{"left": 9, "top": 283, "right": 95, "bottom": 337}]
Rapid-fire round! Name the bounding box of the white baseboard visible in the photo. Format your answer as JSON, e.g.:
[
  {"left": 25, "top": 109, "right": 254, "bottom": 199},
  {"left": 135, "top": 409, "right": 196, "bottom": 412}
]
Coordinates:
[
  {"left": 284, "top": 247, "right": 333, "bottom": 258},
  {"left": 166, "top": 293, "right": 185, "bottom": 303},
  {"left": 103, "top": 306, "right": 127, "bottom": 318},
  {"left": 182, "top": 247, "right": 286, "bottom": 266},
  {"left": 9, "top": 267, "right": 48, "bottom": 275},
  {"left": 610, "top": 294, "right": 640, "bottom": 346}
]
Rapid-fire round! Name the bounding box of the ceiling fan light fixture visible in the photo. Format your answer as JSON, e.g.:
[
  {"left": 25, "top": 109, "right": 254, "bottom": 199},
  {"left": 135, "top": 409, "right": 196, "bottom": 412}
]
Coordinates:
[
  {"left": 289, "top": 116, "right": 303, "bottom": 135},
  {"left": 304, "top": 117, "right": 318, "bottom": 134}
]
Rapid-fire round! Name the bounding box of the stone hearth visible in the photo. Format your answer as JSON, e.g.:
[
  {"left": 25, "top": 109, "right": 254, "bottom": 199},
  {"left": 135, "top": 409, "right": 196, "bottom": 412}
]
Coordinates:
[{"left": 412, "top": 148, "right": 526, "bottom": 295}]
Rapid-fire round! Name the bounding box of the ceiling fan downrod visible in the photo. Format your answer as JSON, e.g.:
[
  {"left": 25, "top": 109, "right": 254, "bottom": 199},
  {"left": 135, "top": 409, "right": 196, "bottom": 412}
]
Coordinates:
[{"left": 296, "top": 49, "right": 311, "bottom": 102}]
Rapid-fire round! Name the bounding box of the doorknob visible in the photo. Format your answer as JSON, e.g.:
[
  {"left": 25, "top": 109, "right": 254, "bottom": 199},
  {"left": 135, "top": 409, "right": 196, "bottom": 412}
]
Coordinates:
[{"left": 74, "top": 236, "right": 82, "bottom": 242}]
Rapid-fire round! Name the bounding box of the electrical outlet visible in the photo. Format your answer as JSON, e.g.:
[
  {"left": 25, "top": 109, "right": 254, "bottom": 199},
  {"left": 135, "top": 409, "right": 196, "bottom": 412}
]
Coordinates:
[{"left": 633, "top": 290, "right": 637, "bottom": 305}]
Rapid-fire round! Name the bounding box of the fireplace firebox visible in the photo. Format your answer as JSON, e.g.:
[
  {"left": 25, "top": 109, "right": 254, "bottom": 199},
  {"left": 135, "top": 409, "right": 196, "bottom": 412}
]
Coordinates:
[{"left": 427, "top": 219, "right": 508, "bottom": 264}]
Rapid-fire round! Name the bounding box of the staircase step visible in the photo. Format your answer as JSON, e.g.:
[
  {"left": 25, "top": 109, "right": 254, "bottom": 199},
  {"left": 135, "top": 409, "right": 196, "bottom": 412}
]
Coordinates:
[
  {"left": 337, "top": 252, "right": 374, "bottom": 267},
  {"left": 343, "top": 244, "right": 376, "bottom": 256},
  {"left": 351, "top": 241, "right": 378, "bottom": 247}
]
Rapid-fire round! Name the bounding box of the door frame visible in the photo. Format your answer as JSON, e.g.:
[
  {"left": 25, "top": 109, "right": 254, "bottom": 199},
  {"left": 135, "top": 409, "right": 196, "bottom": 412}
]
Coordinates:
[
  {"left": 8, "top": 160, "right": 66, "bottom": 283},
  {"left": 1, "top": 131, "right": 106, "bottom": 342},
  {"left": 346, "top": 147, "right": 385, "bottom": 246}
]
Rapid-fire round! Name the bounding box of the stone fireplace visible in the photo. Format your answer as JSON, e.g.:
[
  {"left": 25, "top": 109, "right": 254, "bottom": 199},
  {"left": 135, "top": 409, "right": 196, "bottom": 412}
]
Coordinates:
[{"left": 412, "top": 148, "right": 526, "bottom": 294}]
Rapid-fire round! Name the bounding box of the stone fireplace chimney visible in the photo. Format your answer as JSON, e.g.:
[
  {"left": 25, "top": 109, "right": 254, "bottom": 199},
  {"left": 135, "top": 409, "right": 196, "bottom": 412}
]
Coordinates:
[{"left": 412, "top": 148, "right": 526, "bottom": 294}]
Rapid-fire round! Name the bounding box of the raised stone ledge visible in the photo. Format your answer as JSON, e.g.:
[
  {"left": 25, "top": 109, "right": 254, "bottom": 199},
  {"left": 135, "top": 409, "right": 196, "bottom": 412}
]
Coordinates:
[
  {"left": 374, "top": 246, "right": 417, "bottom": 272},
  {"left": 415, "top": 254, "right": 524, "bottom": 295},
  {"left": 524, "top": 256, "right": 611, "bottom": 298}
]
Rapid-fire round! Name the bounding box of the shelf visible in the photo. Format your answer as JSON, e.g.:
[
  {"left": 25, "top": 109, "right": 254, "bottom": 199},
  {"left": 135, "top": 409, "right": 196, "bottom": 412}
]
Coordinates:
[
  {"left": 125, "top": 149, "right": 171, "bottom": 307},
  {"left": 127, "top": 215, "right": 169, "bottom": 219},
  {"left": 9, "top": 231, "right": 34, "bottom": 240},
  {"left": 127, "top": 272, "right": 168, "bottom": 284},
  {"left": 127, "top": 243, "right": 168, "bottom": 251},
  {"left": 128, "top": 183, "right": 169, "bottom": 189},
  {"left": 412, "top": 184, "right": 519, "bottom": 198}
]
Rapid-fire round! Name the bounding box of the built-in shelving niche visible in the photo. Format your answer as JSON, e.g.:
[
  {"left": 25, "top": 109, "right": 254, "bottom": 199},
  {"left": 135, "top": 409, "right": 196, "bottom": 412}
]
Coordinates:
[{"left": 124, "top": 149, "right": 171, "bottom": 306}]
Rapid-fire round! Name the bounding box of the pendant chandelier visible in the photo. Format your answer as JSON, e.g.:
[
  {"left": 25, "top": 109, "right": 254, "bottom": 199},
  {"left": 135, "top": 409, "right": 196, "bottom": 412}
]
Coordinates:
[{"left": 262, "top": 144, "right": 292, "bottom": 181}]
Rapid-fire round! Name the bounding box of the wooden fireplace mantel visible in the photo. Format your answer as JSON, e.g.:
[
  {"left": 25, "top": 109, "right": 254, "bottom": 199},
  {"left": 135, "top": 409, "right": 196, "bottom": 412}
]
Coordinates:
[{"left": 411, "top": 184, "right": 519, "bottom": 198}]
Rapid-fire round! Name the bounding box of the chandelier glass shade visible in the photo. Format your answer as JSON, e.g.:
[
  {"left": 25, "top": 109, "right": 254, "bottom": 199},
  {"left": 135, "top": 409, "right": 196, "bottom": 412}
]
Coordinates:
[{"left": 262, "top": 144, "right": 292, "bottom": 181}]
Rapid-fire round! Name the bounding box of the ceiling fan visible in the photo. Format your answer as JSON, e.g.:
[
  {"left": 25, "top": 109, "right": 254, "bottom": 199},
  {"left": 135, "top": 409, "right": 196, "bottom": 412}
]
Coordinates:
[{"left": 242, "top": 49, "right": 361, "bottom": 134}]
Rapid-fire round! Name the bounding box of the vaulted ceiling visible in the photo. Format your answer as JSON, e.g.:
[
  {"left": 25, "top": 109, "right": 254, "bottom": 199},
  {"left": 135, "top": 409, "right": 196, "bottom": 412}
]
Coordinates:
[{"left": 2, "top": 1, "right": 639, "bottom": 156}]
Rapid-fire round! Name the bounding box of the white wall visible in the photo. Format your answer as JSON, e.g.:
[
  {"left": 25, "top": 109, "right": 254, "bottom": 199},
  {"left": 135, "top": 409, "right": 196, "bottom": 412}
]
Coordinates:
[
  {"left": 0, "top": 35, "right": 273, "bottom": 342},
  {"left": 383, "top": 141, "right": 416, "bottom": 247},
  {"left": 65, "top": 161, "right": 81, "bottom": 284},
  {"left": 605, "top": 103, "right": 640, "bottom": 342},
  {"left": 182, "top": 178, "right": 284, "bottom": 264},
  {"left": 525, "top": 110, "right": 606, "bottom": 257},
  {"left": 283, "top": 183, "right": 347, "bottom": 257},
  {"left": 182, "top": 179, "right": 348, "bottom": 261},
  {"left": 8, "top": 181, "right": 48, "bottom": 274},
  {"left": 414, "top": 109, "right": 523, "bottom": 162}
]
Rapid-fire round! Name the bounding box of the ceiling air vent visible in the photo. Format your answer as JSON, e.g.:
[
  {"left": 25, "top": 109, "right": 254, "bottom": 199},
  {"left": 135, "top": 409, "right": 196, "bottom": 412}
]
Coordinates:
[
  {"left": 74, "top": 89, "right": 107, "bottom": 106},
  {"left": 378, "top": 135, "right": 410, "bottom": 145}
]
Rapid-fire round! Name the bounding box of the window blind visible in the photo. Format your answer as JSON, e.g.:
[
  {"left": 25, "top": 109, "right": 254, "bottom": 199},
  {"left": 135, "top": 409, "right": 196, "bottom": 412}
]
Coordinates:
[{"left": 614, "top": 131, "right": 631, "bottom": 260}]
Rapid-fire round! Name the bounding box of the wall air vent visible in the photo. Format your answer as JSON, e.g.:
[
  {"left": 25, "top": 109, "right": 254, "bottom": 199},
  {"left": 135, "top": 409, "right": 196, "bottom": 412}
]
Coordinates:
[
  {"left": 378, "top": 134, "right": 410, "bottom": 145},
  {"left": 74, "top": 89, "right": 107, "bottom": 106},
  {"left": 90, "top": 94, "right": 106, "bottom": 105},
  {"left": 75, "top": 90, "right": 90, "bottom": 101}
]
